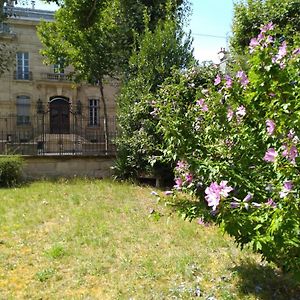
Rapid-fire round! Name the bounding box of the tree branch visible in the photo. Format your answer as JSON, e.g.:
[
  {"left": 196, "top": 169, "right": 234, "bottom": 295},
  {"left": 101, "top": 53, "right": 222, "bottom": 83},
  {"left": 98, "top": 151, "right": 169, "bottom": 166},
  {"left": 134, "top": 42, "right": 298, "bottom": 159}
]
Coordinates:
[{"left": 87, "top": 0, "right": 97, "bottom": 23}]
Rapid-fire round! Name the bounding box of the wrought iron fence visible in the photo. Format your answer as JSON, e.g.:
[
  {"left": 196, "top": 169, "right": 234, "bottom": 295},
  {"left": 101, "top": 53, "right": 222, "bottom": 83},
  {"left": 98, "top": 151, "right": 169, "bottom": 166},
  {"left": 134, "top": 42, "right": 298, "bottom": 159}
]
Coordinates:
[{"left": 0, "top": 114, "right": 117, "bottom": 156}]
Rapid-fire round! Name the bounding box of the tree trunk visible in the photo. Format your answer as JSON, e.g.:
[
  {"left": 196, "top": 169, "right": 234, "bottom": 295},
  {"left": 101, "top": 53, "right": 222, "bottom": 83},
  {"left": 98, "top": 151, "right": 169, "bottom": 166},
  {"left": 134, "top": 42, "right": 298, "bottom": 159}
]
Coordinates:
[{"left": 99, "top": 78, "right": 109, "bottom": 154}]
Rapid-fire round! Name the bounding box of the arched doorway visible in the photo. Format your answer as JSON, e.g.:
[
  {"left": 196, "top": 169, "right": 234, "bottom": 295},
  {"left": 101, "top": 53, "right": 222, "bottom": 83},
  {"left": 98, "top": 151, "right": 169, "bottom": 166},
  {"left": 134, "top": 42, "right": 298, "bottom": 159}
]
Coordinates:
[{"left": 49, "top": 97, "right": 70, "bottom": 134}]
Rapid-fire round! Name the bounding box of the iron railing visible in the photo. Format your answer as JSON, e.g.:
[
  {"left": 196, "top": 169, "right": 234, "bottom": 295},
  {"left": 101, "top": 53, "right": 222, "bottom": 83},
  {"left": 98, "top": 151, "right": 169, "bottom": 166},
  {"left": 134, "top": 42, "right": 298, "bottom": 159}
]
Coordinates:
[
  {"left": 0, "top": 114, "right": 117, "bottom": 156},
  {"left": 41, "top": 73, "right": 71, "bottom": 81},
  {"left": 13, "top": 71, "right": 33, "bottom": 81}
]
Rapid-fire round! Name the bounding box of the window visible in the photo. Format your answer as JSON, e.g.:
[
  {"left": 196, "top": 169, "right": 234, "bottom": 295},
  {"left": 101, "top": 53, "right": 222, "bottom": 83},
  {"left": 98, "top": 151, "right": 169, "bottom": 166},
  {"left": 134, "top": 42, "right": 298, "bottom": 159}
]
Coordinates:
[
  {"left": 89, "top": 99, "right": 99, "bottom": 126},
  {"left": 16, "top": 96, "right": 30, "bottom": 125},
  {"left": 16, "top": 52, "right": 29, "bottom": 80},
  {"left": 53, "top": 57, "right": 65, "bottom": 74},
  {"left": 0, "top": 23, "right": 11, "bottom": 34}
]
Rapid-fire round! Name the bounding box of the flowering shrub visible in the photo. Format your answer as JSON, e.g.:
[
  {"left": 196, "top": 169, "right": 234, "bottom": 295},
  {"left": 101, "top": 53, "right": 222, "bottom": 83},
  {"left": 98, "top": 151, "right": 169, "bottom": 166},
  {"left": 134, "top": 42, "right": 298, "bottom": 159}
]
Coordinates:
[{"left": 156, "top": 23, "right": 300, "bottom": 274}]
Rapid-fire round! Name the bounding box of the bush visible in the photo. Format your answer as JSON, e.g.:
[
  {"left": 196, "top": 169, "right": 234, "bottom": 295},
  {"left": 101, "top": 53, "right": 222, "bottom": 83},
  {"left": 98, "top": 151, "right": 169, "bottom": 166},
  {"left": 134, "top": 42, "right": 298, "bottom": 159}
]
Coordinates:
[
  {"left": 157, "top": 24, "right": 300, "bottom": 275},
  {"left": 0, "top": 156, "right": 23, "bottom": 187}
]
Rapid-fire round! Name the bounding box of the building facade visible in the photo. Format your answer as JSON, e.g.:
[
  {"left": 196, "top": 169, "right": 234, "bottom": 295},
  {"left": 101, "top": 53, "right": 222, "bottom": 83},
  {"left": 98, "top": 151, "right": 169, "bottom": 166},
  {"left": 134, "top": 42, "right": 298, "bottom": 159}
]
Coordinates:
[{"left": 0, "top": 6, "right": 118, "bottom": 155}]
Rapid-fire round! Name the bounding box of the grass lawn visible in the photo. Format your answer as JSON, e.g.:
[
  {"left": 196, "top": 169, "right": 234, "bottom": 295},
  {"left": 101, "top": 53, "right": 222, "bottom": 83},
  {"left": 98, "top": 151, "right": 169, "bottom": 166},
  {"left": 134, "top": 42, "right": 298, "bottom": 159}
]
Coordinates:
[{"left": 0, "top": 178, "right": 299, "bottom": 299}]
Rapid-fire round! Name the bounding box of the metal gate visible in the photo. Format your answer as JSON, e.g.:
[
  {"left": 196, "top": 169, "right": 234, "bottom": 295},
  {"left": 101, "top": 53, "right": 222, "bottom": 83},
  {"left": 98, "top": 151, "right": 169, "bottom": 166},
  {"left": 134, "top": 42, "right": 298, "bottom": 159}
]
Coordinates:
[{"left": 0, "top": 101, "right": 116, "bottom": 156}]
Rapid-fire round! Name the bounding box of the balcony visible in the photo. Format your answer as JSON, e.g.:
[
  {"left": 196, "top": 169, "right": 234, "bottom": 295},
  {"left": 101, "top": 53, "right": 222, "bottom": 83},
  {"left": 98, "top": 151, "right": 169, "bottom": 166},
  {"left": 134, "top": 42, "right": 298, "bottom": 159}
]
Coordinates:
[
  {"left": 14, "top": 71, "right": 33, "bottom": 81},
  {"left": 41, "top": 73, "right": 71, "bottom": 81}
]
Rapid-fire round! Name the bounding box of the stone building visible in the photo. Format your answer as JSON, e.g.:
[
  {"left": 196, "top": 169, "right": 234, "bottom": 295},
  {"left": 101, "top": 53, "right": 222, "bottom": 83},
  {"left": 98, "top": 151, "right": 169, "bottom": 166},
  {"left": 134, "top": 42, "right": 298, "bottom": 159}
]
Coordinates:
[{"left": 0, "top": 5, "right": 118, "bottom": 155}]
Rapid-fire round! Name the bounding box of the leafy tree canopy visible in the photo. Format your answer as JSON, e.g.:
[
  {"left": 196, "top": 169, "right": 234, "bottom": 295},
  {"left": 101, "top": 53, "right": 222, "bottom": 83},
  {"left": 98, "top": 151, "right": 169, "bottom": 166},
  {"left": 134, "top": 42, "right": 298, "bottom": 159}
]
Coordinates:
[{"left": 231, "top": 0, "right": 300, "bottom": 54}]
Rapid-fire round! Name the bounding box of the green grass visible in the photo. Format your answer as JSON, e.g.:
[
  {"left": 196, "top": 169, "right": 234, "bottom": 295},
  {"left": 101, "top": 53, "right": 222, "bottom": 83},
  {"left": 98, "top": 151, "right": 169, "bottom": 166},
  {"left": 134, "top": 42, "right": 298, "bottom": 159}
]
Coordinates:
[{"left": 0, "top": 178, "right": 299, "bottom": 299}]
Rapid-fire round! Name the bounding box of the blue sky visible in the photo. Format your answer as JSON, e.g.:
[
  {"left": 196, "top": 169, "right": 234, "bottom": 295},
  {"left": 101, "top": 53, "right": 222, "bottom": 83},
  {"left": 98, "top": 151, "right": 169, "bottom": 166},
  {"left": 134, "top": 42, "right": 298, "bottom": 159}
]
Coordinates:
[
  {"left": 25, "top": 0, "right": 235, "bottom": 63},
  {"left": 189, "top": 0, "right": 234, "bottom": 62}
]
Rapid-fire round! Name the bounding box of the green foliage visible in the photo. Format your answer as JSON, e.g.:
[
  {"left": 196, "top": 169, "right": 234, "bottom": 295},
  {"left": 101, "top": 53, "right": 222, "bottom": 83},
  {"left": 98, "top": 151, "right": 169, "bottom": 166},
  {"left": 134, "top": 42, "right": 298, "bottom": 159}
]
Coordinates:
[
  {"left": 35, "top": 268, "right": 56, "bottom": 282},
  {"left": 0, "top": 155, "right": 23, "bottom": 187},
  {"left": 45, "top": 244, "right": 67, "bottom": 259},
  {"left": 38, "top": 0, "right": 126, "bottom": 82},
  {"left": 115, "top": 9, "right": 195, "bottom": 179},
  {"left": 157, "top": 25, "right": 300, "bottom": 275},
  {"left": 231, "top": 0, "right": 300, "bottom": 55}
]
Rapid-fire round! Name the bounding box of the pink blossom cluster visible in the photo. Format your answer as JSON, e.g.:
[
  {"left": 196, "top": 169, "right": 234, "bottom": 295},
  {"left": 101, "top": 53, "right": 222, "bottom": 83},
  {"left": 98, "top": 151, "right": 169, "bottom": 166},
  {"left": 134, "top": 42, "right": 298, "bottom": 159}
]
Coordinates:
[
  {"left": 282, "top": 144, "right": 298, "bottom": 164},
  {"left": 266, "top": 119, "right": 276, "bottom": 135},
  {"left": 249, "top": 22, "right": 274, "bottom": 53},
  {"left": 174, "top": 160, "right": 193, "bottom": 190},
  {"left": 215, "top": 71, "right": 249, "bottom": 89},
  {"left": 196, "top": 98, "right": 209, "bottom": 112},
  {"left": 236, "top": 71, "right": 249, "bottom": 87},
  {"left": 264, "top": 144, "right": 298, "bottom": 164},
  {"left": 227, "top": 105, "right": 246, "bottom": 122},
  {"left": 272, "top": 41, "right": 287, "bottom": 68},
  {"left": 214, "top": 74, "right": 234, "bottom": 90},
  {"left": 205, "top": 181, "right": 233, "bottom": 211},
  {"left": 279, "top": 181, "right": 293, "bottom": 198},
  {"left": 264, "top": 120, "right": 299, "bottom": 164}
]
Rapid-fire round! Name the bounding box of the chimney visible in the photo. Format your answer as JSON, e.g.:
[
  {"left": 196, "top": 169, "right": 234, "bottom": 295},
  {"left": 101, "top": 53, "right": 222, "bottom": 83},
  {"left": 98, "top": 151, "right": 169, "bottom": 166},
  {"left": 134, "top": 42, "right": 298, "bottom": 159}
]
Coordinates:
[{"left": 31, "top": 0, "right": 35, "bottom": 9}]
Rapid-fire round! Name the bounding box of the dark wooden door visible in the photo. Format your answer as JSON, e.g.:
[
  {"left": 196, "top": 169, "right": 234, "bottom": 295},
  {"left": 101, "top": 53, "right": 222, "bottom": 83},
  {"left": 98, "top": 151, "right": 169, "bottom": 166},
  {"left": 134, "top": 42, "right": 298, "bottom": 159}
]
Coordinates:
[{"left": 50, "top": 99, "right": 70, "bottom": 134}]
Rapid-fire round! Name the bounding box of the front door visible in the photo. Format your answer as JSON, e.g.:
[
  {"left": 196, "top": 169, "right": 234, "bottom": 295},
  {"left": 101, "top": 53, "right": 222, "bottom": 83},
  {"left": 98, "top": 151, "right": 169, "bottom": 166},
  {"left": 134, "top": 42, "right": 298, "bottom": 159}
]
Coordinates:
[{"left": 49, "top": 98, "right": 70, "bottom": 134}]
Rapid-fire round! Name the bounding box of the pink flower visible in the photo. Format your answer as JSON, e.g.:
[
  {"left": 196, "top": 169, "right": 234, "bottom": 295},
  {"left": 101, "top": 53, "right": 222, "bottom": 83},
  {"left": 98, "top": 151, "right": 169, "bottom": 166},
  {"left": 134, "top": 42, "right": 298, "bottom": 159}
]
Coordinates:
[
  {"left": 252, "top": 202, "right": 262, "bottom": 208},
  {"left": 264, "top": 35, "right": 274, "bottom": 46},
  {"left": 176, "top": 160, "right": 187, "bottom": 171},
  {"left": 284, "top": 181, "right": 293, "bottom": 190},
  {"left": 250, "top": 37, "right": 259, "bottom": 47},
  {"left": 214, "top": 74, "right": 221, "bottom": 86},
  {"left": 205, "top": 181, "right": 233, "bottom": 211},
  {"left": 174, "top": 177, "right": 183, "bottom": 190},
  {"left": 260, "top": 22, "right": 274, "bottom": 33},
  {"left": 196, "top": 98, "right": 208, "bottom": 112},
  {"left": 165, "top": 191, "right": 173, "bottom": 196},
  {"left": 197, "top": 217, "right": 205, "bottom": 225},
  {"left": 236, "top": 106, "right": 246, "bottom": 118},
  {"left": 264, "top": 148, "right": 278, "bottom": 162},
  {"left": 287, "top": 130, "right": 295, "bottom": 139},
  {"left": 279, "top": 180, "right": 293, "bottom": 198},
  {"left": 290, "top": 145, "right": 298, "bottom": 163},
  {"left": 225, "top": 75, "right": 233, "bottom": 88},
  {"left": 279, "top": 62, "right": 286, "bottom": 69},
  {"left": 249, "top": 37, "right": 260, "bottom": 51},
  {"left": 236, "top": 70, "right": 249, "bottom": 87},
  {"left": 292, "top": 48, "right": 300, "bottom": 55},
  {"left": 205, "top": 182, "right": 221, "bottom": 211},
  {"left": 185, "top": 173, "right": 193, "bottom": 183},
  {"left": 257, "top": 32, "right": 264, "bottom": 41},
  {"left": 278, "top": 41, "right": 287, "bottom": 58},
  {"left": 266, "top": 119, "right": 275, "bottom": 135},
  {"left": 151, "top": 191, "right": 159, "bottom": 196},
  {"left": 230, "top": 202, "right": 240, "bottom": 208},
  {"left": 243, "top": 193, "right": 253, "bottom": 202},
  {"left": 266, "top": 198, "right": 277, "bottom": 208},
  {"left": 272, "top": 41, "right": 288, "bottom": 64},
  {"left": 227, "top": 108, "right": 234, "bottom": 121},
  {"left": 219, "top": 180, "right": 234, "bottom": 197},
  {"left": 282, "top": 144, "right": 298, "bottom": 164}
]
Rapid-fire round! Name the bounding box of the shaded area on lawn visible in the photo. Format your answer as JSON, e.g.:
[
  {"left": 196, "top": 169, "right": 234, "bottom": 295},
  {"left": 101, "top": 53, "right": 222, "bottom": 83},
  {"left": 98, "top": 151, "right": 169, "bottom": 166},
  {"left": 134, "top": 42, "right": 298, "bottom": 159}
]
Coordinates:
[{"left": 232, "top": 262, "right": 300, "bottom": 300}]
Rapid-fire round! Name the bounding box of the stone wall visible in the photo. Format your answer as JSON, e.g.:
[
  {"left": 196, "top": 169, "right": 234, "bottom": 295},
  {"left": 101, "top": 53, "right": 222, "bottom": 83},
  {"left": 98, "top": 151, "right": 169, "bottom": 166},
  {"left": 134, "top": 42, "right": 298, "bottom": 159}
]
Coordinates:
[{"left": 22, "top": 155, "right": 115, "bottom": 179}]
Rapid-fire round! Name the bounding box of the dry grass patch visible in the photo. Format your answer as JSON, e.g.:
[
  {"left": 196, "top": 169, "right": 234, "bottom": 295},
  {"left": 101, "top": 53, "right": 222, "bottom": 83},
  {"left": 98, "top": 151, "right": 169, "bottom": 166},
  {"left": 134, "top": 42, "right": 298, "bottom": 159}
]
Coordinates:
[{"left": 0, "top": 178, "right": 298, "bottom": 299}]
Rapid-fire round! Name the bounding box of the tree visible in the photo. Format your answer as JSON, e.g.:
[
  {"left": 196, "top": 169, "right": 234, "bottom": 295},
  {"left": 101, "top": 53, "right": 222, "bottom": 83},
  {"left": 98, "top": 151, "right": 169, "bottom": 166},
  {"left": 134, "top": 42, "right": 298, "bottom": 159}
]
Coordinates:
[
  {"left": 38, "top": 0, "right": 128, "bottom": 152},
  {"left": 0, "top": 0, "right": 22, "bottom": 77},
  {"left": 115, "top": 5, "right": 195, "bottom": 179},
  {"left": 38, "top": 0, "right": 188, "bottom": 153},
  {"left": 231, "top": 0, "right": 300, "bottom": 54}
]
